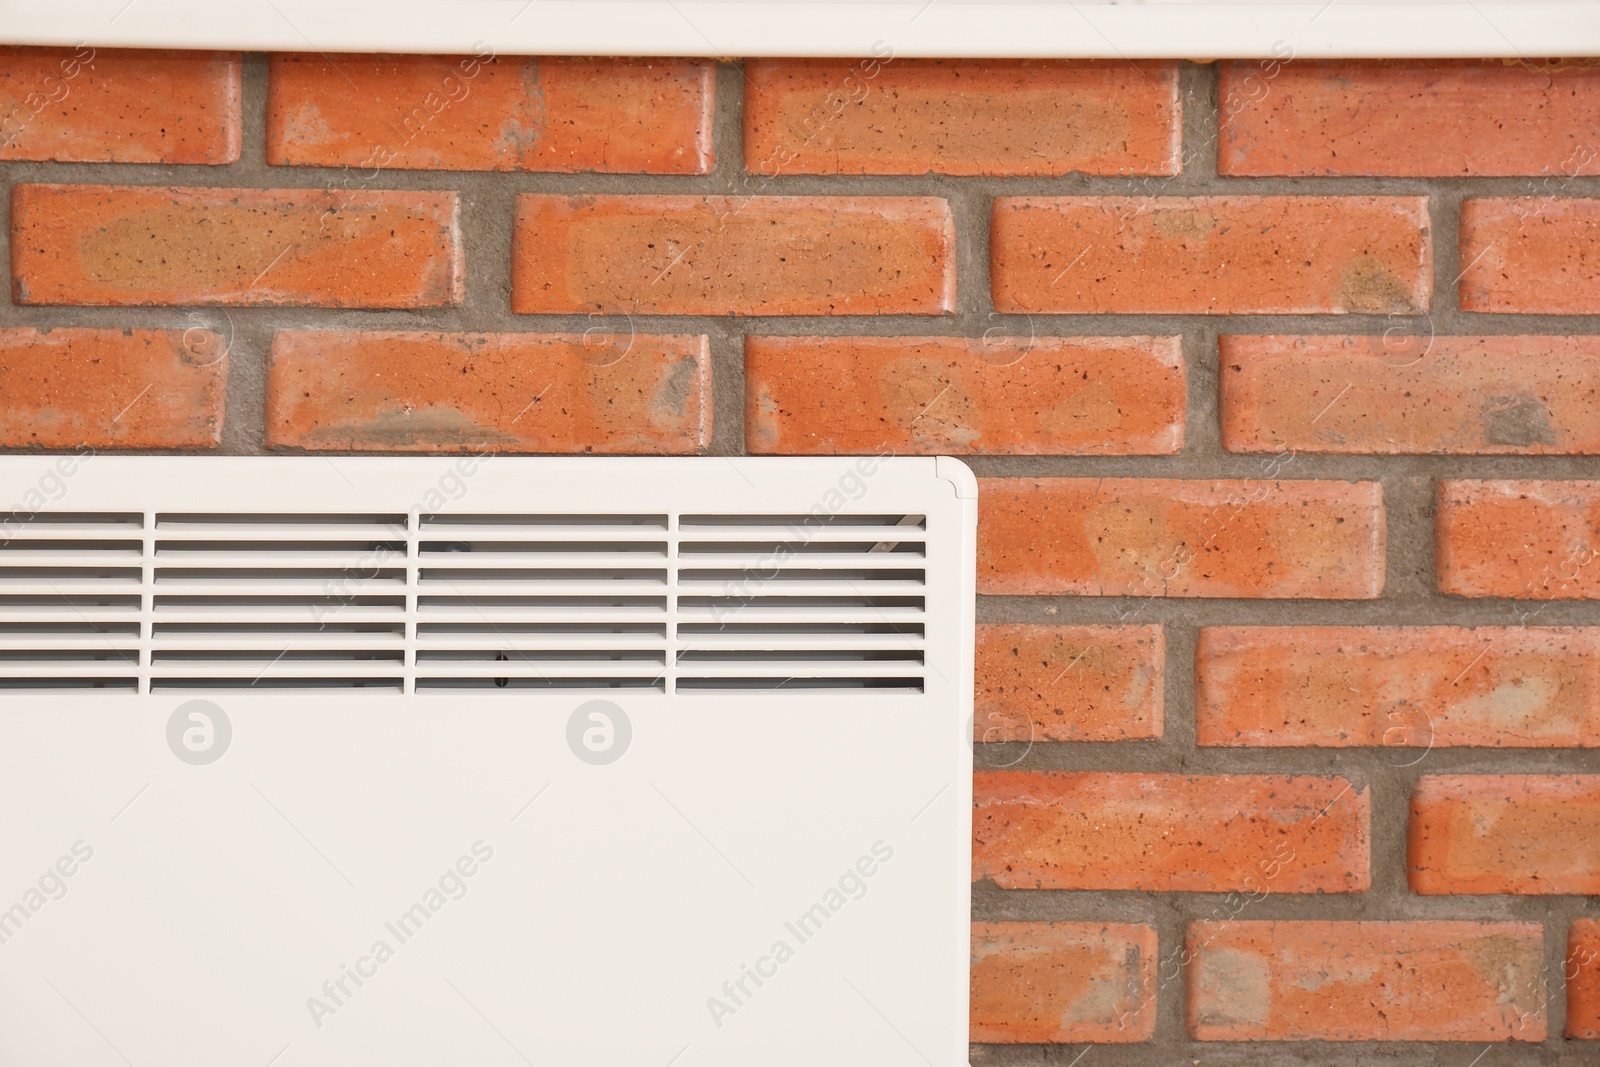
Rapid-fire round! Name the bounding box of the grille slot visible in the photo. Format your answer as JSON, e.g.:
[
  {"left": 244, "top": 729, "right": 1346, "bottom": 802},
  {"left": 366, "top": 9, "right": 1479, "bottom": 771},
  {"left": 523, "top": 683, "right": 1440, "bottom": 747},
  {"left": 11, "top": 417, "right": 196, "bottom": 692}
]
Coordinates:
[{"left": 0, "top": 509, "right": 928, "bottom": 694}]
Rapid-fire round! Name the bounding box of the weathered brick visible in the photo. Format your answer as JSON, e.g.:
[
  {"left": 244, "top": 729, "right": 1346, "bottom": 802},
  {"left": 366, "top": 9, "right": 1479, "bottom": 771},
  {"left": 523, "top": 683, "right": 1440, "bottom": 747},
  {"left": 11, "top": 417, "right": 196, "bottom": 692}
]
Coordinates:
[
  {"left": 1219, "top": 59, "right": 1600, "bottom": 176},
  {"left": 745, "top": 335, "right": 1183, "bottom": 455},
  {"left": 991, "top": 195, "right": 1431, "bottom": 315},
  {"left": 1570, "top": 919, "right": 1600, "bottom": 1039},
  {"left": 744, "top": 58, "right": 1179, "bottom": 177},
  {"left": 512, "top": 195, "right": 954, "bottom": 316},
  {"left": 268, "top": 331, "right": 709, "bottom": 453},
  {"left": 972, "top": 922, "right": 1157, "bottom": 1043},
  {"left": 1197, "top": 627, "right": 1600, "bottom": 748},
  {"left": 268, "top": 53, "right": 712, "bottom": 173},
  {"left": 973, "top": 771, "right": 1369, "bottom": 892},
  {"left": 1437, "top": 480, "right": 1600, "bottom": 599},
  {"left": 0, "top": 47, "right": 240, "bottom": 163},
  {"left": 976, "top": 624, "right": 1163, "bottom": 743},
  {"left": 0, "top": 327, "right": 224, "bottom": 448},
  {"left": 11, "top": 185, "right": 461, "bottom": 308},
  {"left": 1187, "top": 921, "right": 1545, "bottom": 1041},
  {"left": 1221, "top": 335, "right": 1600, "bottom": 455},
  {"left": 977, "top": 478, "right": 1385, "bottom": 599},
  {"left": 1410, "top": 775, "right": 1600, "bottom": 894},
  {"left": 1460, "top": 198, "right": 1600, "bottom": 314}
]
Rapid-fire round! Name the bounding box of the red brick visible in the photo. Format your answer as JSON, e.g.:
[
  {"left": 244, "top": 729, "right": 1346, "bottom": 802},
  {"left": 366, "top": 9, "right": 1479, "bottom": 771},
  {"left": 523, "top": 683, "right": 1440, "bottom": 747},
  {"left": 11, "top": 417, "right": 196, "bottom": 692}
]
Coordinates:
[
  {"left": 1197, "top": 627, "right": 1600, "bottom": 748},
  {"left": 268, "top": 331, "right": 709, "bottom": 453},
  {"left": 744, "top": 59, "right": 1179, "bottom": 177},
  {"left": 11, "top": 185, "right": 461, "bottom": 308},
  {"left": 991, "top": 196, "right": 1431, "bottom": 315},
  {"left": 1219, "top": 60, "right": 1600, "bottom": 177},
  {"left": 0, "top": 47, "right": 240, "bottom": 164},
  {"left": 1570, "top": 919, "right": 1600, "bottom": 1038},
  {"left": 512, "top": 195, "right": 954, "bottom": 316},
  {"left": 268, "top": 54, "right": 712, "bottom": 174},
  {"left": 1221, "top": 335, "right": 1600, "bottom": 455},
  {"left": 977, "top": 478, "right": 1385, "bottom": 599},
  {"left": 745, "top": 335, "right": 1183, "bottom": 455},
  {"left": 1461, "top": 198, "right": 1600, "bottom": 314},
  {"left": 1187, "top": 921, "right": 1546, "bottom": 1041},
  {"left": 976, "top": 624, "right": 1162, "bottom": 743},
  {"left": 1437, "top": 480, "right": 1600, "bottom": 600},
  {"left": 1410, "top": 774, "right": 1600, "bottom": 894},
  {"left": 971, "top": 922, "right": 1157, "bottom": 1043},
  {"left": 973, "top": 771, "right": 1369, "bottom": 893},
  {"left": 0, "top": 328, "right": 224, "bottom": 449}
]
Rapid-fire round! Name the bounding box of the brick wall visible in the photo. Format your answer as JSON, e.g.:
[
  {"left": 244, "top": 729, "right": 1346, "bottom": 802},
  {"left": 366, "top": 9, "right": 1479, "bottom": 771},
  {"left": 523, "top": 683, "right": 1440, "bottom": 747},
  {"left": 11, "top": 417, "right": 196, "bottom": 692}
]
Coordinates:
[{"left": 4, "top": 47, "right": 1600, "bottom": 1060}]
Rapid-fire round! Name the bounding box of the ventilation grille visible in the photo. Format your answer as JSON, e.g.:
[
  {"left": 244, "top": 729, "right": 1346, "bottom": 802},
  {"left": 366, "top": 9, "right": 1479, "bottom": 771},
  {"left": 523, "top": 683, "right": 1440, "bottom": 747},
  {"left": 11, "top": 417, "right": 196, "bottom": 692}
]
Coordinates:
[
  {"left": 151, "top": 512, "right": 409, "bottom": 691},
  {"left": 0, "top": 511, "right": 926, "bottom": 694},
  {"left": 675, "top": 514, "right": 925, "bottom": 691},
  {"left": 413, "top": 513, "right": 669, "bottom": 692},
  {"left": 0, "top": 513, "right": 143, "bottom": 691}
]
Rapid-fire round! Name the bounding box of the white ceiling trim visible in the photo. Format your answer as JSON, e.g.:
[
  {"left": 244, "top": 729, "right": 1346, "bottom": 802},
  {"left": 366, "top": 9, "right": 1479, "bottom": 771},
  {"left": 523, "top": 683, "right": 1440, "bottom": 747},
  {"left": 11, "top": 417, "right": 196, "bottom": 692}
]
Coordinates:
[{"left": 1, "top": 1, "right": 1596, "bottom": 60}]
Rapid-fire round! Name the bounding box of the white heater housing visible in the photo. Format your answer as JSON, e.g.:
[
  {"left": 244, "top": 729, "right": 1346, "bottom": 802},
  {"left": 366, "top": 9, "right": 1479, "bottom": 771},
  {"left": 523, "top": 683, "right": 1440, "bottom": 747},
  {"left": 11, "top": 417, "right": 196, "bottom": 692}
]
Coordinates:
[{"left": 0, "top": 455, "right": 976, "bottom": 1067}]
